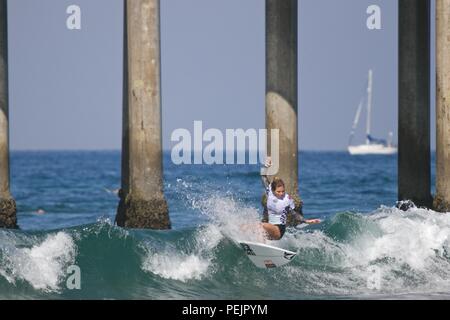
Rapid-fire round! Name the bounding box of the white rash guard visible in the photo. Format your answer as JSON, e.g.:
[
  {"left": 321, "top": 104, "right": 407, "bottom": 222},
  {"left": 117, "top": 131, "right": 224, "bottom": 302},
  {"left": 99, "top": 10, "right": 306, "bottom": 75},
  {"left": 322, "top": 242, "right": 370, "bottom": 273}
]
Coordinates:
[{"left": 265, "top": 186, "right": 295, "bottom": 225}]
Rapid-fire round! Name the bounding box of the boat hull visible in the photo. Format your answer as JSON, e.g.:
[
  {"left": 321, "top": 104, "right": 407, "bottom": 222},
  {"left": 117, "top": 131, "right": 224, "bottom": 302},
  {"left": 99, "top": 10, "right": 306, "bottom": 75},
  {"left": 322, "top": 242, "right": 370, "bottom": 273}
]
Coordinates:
[{"left": 348, "top": 144, "right": 397, "bottom": 155}]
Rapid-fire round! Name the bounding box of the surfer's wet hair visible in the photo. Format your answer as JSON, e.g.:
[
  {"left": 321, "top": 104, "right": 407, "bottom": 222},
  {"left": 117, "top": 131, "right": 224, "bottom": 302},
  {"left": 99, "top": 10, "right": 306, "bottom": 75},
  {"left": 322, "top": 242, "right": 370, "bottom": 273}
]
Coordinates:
[{"left": 271, "top": 177, "right": 285, "bottom": 192}]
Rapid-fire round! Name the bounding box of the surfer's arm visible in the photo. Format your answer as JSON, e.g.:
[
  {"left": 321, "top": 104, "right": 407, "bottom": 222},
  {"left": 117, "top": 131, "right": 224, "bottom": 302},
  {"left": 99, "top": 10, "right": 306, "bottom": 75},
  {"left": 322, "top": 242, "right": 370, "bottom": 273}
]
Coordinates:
[
  {"left": 292, "top": 210, "right": 307, "bottom": 225},
  {"left": 261, "top": 157, "right": 272, "bottom": 189},
  {"left": 261, "top": 175, "right": 271, "bottom": 189},
  {"left": 292, "top": 208, "right": 321, "bottom": 225},
  {"left": 304, "top": 218, "right": 321, "bottom": 224},
  {"left": 298, "top": 213, "right": 321, "bottom": 224}
]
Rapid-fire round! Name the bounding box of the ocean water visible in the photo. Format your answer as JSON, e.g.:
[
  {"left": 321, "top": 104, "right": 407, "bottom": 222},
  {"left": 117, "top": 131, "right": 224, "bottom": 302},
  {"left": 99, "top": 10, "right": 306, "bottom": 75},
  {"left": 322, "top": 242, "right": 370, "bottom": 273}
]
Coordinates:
[{"left": 1, "top": 150, "right": 449, "bottom": 300}]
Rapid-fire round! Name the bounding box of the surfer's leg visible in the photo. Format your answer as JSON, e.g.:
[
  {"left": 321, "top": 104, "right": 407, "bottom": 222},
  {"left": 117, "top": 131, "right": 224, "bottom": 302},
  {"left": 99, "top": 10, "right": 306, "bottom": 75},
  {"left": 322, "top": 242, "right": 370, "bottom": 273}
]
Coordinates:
[
  {"left": 238, "top": 223, "right": 267, "bottom": 242},
  {"left": 261, "top": 223, "right": 281, "bottom": 240},
  {"left": 276, "top": 224, "right": 286, "bottom": 238}
]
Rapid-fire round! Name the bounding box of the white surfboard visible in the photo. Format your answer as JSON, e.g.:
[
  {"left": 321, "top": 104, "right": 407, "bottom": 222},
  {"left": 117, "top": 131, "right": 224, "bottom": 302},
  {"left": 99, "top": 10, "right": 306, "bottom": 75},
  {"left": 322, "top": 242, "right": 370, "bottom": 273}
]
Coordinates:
[{"left": 238, "top": 240, "right": 297, "bottom": 269}]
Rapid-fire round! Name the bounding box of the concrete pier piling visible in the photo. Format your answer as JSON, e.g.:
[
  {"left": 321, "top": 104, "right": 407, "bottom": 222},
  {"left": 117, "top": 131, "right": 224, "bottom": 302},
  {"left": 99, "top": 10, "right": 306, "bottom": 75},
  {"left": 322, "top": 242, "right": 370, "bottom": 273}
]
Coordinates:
[
  {"left": 398, "top": 0, "right": 432, "bottom": 208},
  {"left": 0, "top": 1, "right": 17, "bottom": 229},
  {"left": 116, "top": 0, "right": 170, "bottom": 229},
  {"left": 266, "top": 0, "right": 298, "bottom": 196},
  {"left": 265, "top": 0, "right": 302, "bottom": 218},
  {"left": 434, "top": 0, "right": 450, "bottom": 212}
]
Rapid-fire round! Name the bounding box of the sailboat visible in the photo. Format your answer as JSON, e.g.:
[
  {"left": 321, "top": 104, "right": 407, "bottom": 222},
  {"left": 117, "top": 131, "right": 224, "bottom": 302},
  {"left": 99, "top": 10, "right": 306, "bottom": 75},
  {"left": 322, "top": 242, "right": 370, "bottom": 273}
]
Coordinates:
[{"left": 348, "top": 70, "right": 397, "bottom": 155}]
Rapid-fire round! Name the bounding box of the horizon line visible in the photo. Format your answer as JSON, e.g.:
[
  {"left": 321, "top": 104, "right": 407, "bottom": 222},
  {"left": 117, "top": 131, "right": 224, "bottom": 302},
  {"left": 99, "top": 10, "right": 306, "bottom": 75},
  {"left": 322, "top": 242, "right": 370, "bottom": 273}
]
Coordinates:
[{"left": 9, "top": 148, "right": 437, "bottom": 153}]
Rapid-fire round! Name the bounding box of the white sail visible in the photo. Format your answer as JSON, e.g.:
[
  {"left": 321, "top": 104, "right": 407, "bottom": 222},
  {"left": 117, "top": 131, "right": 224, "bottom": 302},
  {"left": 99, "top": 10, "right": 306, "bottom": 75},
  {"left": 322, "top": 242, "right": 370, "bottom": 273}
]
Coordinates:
[{"left": 348, "top": 97, "right": 364, "bottom": 146}]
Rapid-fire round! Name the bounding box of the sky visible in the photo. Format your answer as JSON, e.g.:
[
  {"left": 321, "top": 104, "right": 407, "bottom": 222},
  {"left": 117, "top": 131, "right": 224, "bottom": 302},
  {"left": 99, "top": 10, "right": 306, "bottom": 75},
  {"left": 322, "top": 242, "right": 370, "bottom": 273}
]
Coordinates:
[{"left": 7, "top": 0, "right": 436, "bottom": 151}]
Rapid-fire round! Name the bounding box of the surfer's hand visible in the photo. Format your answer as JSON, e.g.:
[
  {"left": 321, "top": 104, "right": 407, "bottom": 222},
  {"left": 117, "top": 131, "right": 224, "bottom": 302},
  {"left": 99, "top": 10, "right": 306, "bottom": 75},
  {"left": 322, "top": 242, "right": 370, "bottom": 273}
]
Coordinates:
[
  {"left": 264, "top": 157, "right": 272, "bottom": 168},
  {"left": 305, "top": 219, "right": 321, "bottom": 224}
]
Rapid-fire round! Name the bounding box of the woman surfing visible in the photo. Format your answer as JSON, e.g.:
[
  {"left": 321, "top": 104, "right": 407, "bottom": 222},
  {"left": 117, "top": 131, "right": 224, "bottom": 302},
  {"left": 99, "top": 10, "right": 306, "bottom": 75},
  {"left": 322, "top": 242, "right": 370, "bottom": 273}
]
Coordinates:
[{"left": 260, "top": 157, "right": 321, "bottom": 240}]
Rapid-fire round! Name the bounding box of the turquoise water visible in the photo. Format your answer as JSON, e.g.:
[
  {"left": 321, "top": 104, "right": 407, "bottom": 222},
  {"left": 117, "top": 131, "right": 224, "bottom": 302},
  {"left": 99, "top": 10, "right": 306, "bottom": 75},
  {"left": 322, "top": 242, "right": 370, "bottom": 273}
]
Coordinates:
[{"left": 1, "top": 151, "right": 449, "bottom": 299}]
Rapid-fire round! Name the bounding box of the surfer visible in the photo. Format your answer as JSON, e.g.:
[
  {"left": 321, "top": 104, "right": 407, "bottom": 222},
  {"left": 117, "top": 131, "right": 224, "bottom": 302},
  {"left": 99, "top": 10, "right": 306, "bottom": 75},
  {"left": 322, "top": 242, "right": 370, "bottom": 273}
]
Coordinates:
[{"left": 260, "top": 157, "right": 321, "bottom": 240}]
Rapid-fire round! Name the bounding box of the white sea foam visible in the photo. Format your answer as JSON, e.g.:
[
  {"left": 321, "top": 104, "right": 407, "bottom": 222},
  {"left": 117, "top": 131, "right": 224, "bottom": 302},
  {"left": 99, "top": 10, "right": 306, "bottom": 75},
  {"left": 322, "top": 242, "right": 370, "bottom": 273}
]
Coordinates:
[
  {"left": 142, "top": 194, "right": 287, "bottom": 281},
  {"left": 349, "top": 207, "right": 450, "bottom": 269},
  {"left": 142, "top": 224, "right": 222, "bottom": 282},
  {"left": 195, "top": 195, "right": 266, "bottom": 242},
  {"left": 0, "top": 232, "right": 76, "bottom": 292},
  {"left": 143, "top": 253, "right": 210, "bottom": 282},
  {"left": 144, "top": 193, "right": 450, "bottom": 296},
  {"left": 284, "top": 205, "right": 450, "bottom": 296}
]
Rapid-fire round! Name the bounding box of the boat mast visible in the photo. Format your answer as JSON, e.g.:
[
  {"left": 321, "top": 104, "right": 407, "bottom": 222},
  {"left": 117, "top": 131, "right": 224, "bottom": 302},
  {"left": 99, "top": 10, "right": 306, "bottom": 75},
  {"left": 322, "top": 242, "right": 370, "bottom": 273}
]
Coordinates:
[{"left": 366, "top": 69, "right": 373, "bottom": 145}]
